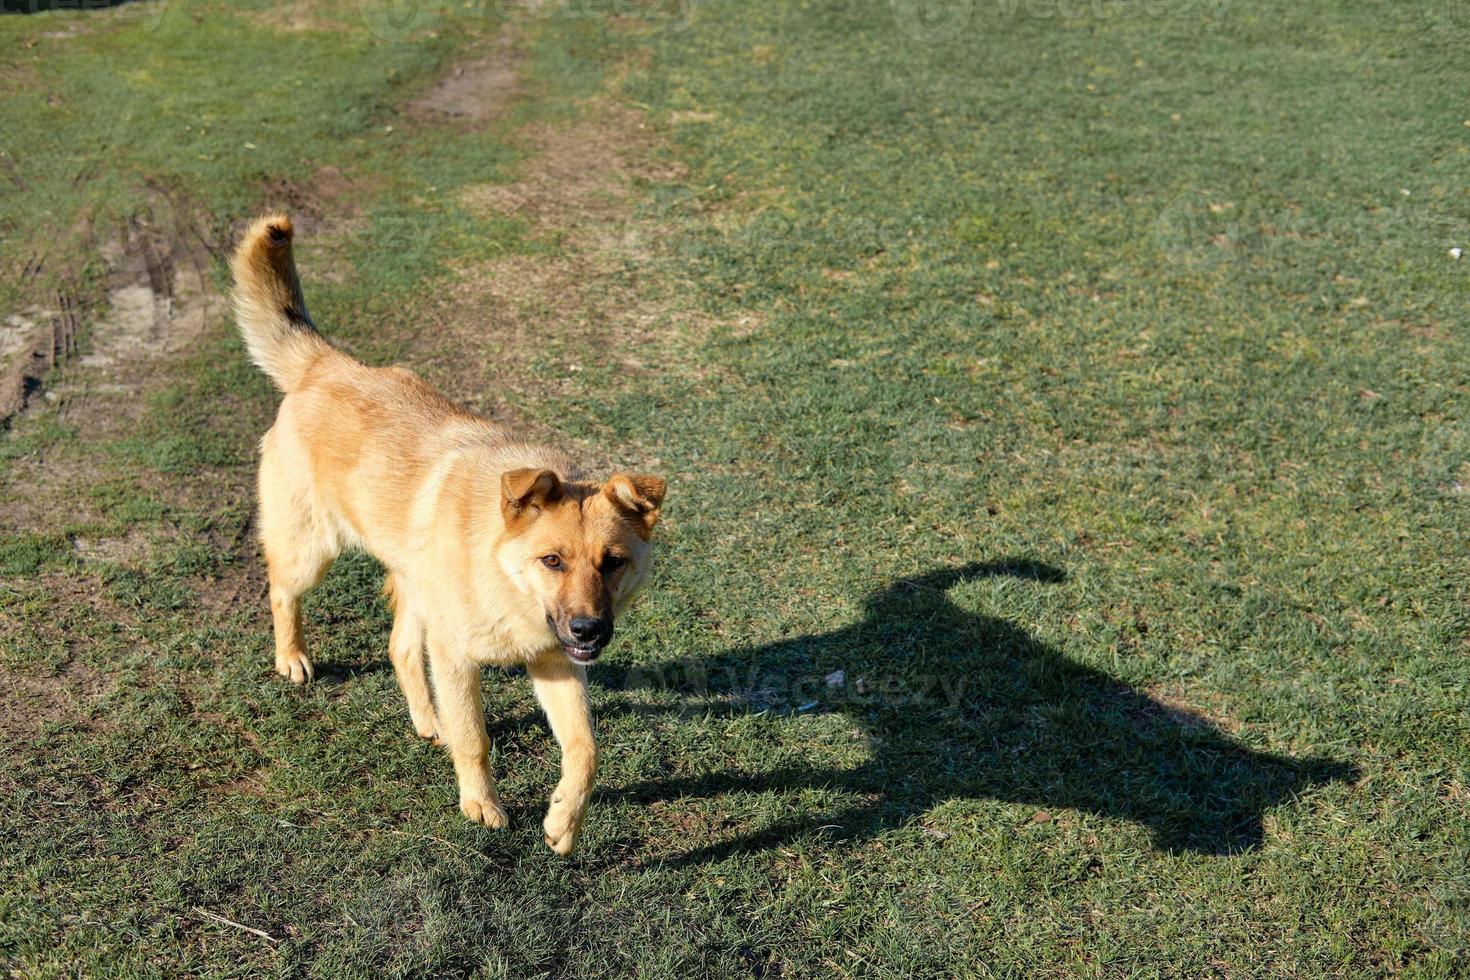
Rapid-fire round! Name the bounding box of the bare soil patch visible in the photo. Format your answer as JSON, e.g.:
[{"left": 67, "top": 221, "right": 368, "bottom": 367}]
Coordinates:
[
  {"left": 409, "top": 35, "right": 522, "bottom": 126},
  {"left": 0, "top": 659, "right": 111, "bottom": 742},
  {"left": 78, "top": 211, "right": 224, "bottom": 372},
  {"left": 459, "top": 105, "right": 685, "bottom": 249}
]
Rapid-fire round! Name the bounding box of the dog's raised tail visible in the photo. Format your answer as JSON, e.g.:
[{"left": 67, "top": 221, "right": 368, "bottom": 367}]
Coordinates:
[{"left": 229, "top": 213, "right": 327, "bottom": 392}]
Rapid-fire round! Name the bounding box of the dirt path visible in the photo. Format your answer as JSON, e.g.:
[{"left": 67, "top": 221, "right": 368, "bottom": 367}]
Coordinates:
[{"left": 419, "top": 104, "right": 694, "bottom": 465}]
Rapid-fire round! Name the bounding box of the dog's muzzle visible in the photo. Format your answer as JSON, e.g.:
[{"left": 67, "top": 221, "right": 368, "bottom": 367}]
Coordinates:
[{"left": 549, "top": 614, "right": 613, "bottom": 664}]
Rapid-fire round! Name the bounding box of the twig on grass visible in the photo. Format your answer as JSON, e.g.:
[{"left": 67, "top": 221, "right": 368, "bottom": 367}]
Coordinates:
[{"left": 195, "top": 907, "right": 279, "bottom": 944}]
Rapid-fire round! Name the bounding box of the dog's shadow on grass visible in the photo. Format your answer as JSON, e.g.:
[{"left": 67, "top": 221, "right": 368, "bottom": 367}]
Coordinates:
[{"left": 593, "top": 561, "right": 1357, "bottom": 863}]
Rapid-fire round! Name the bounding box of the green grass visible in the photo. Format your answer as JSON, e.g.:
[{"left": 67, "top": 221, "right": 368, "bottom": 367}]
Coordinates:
[{"left": 2, "top": 0, "right": 1468, "bottom": 975}]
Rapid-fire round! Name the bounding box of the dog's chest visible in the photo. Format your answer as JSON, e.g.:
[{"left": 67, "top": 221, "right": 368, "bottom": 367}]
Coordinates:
[{"left": 458, "top": 607, "right": 556, "bottom": 667}]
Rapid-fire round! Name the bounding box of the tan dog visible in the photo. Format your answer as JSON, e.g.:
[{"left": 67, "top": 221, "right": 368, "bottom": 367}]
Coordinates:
[{"left": 229, "top": 214, "right": 665, "bottom": 854}]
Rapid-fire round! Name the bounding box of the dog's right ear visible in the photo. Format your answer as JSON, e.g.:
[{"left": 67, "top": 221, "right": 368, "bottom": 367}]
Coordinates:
[{"left": 501, "top": 468, "right": 563, "bottom": 525}]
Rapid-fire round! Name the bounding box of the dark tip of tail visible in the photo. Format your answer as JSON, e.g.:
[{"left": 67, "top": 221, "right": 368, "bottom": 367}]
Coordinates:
[{"left": 267, "top": 223, "right": 291, "bottom": 246}]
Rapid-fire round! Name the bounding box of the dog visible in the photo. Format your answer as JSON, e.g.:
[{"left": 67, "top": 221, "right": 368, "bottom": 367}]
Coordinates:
[{"left": 229, "top": 213, "right": 666, "bottom": 855}]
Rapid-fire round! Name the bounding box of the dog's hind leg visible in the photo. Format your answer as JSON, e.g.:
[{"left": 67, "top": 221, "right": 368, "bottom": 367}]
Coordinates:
[
  {"left": 385, "top": 573, "right": 438, "bottom": 741},
  {"left": 258, "top": 433, "right": 334, "bottom": 684},
  {"left": 262, "top": 543, "right": 332, "bottom": 685}
]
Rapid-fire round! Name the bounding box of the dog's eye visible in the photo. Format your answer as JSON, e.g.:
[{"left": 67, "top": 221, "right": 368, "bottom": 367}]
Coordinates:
[
  {"left": 541, "top": 555, "right": 563, "bottom": 570},
  {"left": 602, "top": 554, "right": 627, "bottom": 573}
]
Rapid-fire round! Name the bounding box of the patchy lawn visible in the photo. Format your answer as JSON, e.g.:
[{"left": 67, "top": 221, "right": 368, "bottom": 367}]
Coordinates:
[{"left": 1, "top": 0, "right": 1466, "bottom": 975}]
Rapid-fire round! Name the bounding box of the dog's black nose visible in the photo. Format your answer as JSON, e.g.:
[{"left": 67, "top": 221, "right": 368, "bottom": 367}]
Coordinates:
[{"left": 569, "top": 617, "right": 603, "bottom": 642}]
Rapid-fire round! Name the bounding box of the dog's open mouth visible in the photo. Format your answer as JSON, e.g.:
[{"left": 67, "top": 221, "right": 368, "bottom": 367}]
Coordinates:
[
  {"left": 561, "top": 643, "right": 599, "bottom": 665},
  {"left": 549, "top": 614, "right": 609, "bottom": 665}
]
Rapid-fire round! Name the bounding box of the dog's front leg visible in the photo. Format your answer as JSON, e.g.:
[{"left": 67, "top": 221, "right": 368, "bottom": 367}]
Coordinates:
[
  {"left": 426, "top": 634, "right": 507, "bottom": 830},
  {"left": 528, "top": 650, "right": 597, "bottom": 855}
]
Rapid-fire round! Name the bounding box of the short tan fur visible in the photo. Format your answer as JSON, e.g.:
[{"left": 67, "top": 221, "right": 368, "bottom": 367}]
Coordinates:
[{"left": 229, "top": 213, "right": 666, "bottom": 854}]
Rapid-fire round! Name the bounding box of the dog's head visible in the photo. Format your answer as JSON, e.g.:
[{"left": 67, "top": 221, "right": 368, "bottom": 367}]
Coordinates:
[{"left": 496, "top": 468, "right": 665, "bottom": 665}]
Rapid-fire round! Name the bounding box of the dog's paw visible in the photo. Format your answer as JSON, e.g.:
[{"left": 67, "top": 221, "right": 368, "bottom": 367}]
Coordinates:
[
  {"left": 460, "top": 795, "right": 509, "bottom": 830},
  {"left": 543, "top": 789, "right": 588, "bottom": 856},
  {"left": 275, "top": 648, "right": 314, "bottom": 685},
  {"left": 411, "top": 709, "right": 441, "bottom": 745}
]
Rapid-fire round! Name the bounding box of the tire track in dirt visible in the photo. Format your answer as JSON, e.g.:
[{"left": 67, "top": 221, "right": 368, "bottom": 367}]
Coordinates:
[
  {"left": 0, "top": 185, "right": 227, "bottom": 428},
  {"left": 0, "top": 294, "right": 79, "bottom": 422},
  {"left": 0, "top": 188, "right": 253, "bottom": 546}
]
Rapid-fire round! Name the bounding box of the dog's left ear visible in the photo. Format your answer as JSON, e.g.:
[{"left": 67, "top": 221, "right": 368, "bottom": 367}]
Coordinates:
[{"left": 603, "top": 473, "right": 666, "bottom": 537}]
